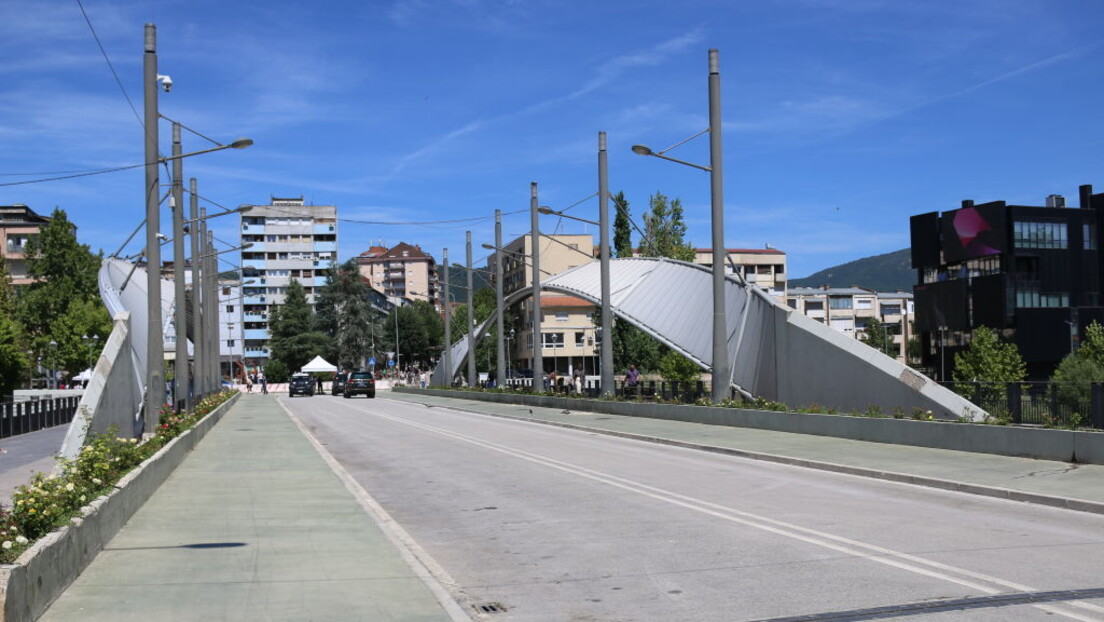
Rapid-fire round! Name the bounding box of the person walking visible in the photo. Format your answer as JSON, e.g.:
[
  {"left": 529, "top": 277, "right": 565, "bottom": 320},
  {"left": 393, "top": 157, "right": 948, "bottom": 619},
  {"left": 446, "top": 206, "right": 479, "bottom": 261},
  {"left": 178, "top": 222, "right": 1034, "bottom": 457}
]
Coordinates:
[
  {"left": 573, "top": 367, "right": 585, "bottom": 395},
  {"left": 260, "top": 374, "right": 268, "bottom": 395},
  {"left": 626, "top": 364, "right": 639, "bottom": 397}
]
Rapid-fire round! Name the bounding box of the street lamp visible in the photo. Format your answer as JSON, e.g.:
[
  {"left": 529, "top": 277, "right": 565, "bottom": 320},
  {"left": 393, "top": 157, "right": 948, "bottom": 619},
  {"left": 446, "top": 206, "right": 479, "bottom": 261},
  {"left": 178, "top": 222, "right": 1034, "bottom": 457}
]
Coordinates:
[
  {"left": 143, "top": 23, "right": 252, "bottom": 433},
  {"left": 631, "top": 49, "right": 727, "bottom": 403},
  {"left": 530, "top": 182, "right": 544, "bottom": 392},
  {"left": 536, "top": 132, "right": 613, "bottom": 396},
  {"left": 48, "top": 340, "right": 57, "bottom": 390}
]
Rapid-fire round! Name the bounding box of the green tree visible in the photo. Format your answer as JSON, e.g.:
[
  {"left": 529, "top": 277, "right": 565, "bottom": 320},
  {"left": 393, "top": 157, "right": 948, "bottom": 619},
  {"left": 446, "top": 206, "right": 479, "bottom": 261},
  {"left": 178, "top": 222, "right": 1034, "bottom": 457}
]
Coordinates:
[
  {"left": 862, "top": 316, "right": 894, "bottom": 356},
  {"left": 657, "top": 350, "right": 701, "bottom": 387},
  {"left": 268, "top": 280, "right": 330, "bottom": 373},
  {"left": 1048, "top": 320, "right": 1104, "bottom": 422},
  {"left": 0, "top": 313, "right": 27, "bottom": 398},
  {"left": 314, "top": 260, "right": 376, "bottom": 370},
  {"left": 391, "top": 299, "right": 444, "bottom": 371},
  {"left": 639, "top": 191, "right": 695, "bottom": 262},
  {"left": 612, "top": 191, "right": 633, "bottom": 258},
  {"left": 16, "top": 208, "right": 109, "bottom": 381},
  {"left": 952, "top": 326, "right": 1026, "bottom": 410}
]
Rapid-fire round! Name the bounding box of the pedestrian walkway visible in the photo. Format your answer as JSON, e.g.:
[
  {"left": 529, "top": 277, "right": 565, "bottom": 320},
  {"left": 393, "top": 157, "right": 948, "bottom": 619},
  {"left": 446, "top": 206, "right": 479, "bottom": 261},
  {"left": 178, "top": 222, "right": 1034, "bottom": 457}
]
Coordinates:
[
  {"left": 386, "top": 391, "right": 1104, "bottom": 513},
  {"left": 40, "top": 395, "right": 464, "bottom": 622}
]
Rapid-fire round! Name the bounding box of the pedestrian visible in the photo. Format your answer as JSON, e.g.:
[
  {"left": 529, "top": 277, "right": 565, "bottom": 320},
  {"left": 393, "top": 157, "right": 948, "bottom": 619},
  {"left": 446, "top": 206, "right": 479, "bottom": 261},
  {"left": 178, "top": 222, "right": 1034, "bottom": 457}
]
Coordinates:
[
  {"left": 316, "top": 376, "right": 323, "bottom": 393},
  {"left": 626, "top": 364, "right": 639, "bottom": 394},
  {"left": 260, "top": 374, "right": 267, "bottom": 395},
  {"left": 420, "top": 370, "right": 428, "bottom": 388},
  {"left": 245, "top": 375, "right": 253, "bottom": 393},
  {"left": 547, "top": 369, "right": 558, "bottom": 392},
  {"left": 573, "top": 367, "right": 584, "bottom": 394}
]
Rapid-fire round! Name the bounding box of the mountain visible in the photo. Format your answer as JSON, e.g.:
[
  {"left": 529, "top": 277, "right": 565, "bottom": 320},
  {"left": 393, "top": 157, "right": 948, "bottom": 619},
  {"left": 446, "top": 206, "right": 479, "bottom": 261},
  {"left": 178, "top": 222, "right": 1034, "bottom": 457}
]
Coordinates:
[
  {"left": 789, "top": 248, "right": 915, "bottom": 292},
  {"left": 445, "top": 262, "right": 492, "bottom": 297}
]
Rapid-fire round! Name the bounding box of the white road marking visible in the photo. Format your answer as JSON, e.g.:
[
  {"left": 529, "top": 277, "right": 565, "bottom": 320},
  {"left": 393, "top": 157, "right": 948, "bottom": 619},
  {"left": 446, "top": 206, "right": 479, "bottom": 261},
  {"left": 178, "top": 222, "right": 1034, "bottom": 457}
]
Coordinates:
[{"left": 347, "top": 397, "right": 1104, "bottom": 622}]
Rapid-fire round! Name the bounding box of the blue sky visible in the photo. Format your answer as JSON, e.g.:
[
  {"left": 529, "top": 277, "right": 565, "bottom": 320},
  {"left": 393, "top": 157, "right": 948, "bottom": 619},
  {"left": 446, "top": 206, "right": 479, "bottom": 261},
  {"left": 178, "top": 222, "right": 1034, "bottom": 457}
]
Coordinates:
[{"left": 2, "top": 0, "right": 1103, "bottom": 280}]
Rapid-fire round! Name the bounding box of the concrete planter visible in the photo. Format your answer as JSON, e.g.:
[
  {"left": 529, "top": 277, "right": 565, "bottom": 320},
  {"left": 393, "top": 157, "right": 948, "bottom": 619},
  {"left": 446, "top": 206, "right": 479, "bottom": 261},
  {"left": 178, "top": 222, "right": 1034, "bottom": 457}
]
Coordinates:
[
  {"left": 0, "top": 392, "right": 240, "bottom": 622},
  {"left": 400, "top": 388, "right": 1104, "bottom": 465}
]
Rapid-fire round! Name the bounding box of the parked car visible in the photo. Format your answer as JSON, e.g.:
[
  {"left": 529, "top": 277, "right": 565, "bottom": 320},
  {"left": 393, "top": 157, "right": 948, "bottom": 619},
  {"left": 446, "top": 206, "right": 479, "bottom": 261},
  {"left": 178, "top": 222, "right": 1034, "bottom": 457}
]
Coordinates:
[
  {"left": 343, "top": 370, "right": 376, "bottom": 398},
  {"left": 331, "top": 372, "right": 348, "bottom": 396},
  {"left": 288, "top": 374, "right": 315, "bottom": 397}
]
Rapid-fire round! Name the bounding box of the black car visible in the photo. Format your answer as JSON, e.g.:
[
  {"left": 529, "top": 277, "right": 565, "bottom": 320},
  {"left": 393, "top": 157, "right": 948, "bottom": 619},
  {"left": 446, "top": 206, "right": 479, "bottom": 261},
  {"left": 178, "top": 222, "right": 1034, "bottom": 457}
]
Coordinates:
[
  {"left": 289, "top": 374, "right": 315, "bottom": 397},
  {"left": 331, "top": 372, "right": 348, "bottom": 396},
  {"left": 343, "top": 370, "right": 375, "bottom": 398}
]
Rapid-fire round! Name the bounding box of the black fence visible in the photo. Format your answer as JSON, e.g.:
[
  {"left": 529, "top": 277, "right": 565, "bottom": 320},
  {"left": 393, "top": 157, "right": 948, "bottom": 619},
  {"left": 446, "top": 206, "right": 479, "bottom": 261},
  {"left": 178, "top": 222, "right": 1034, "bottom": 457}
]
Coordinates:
[
  {"left": 940, "top": 382, "right": 1104, "bottom": 429},
  {"left": 0, "top": 396, "right": 80, "bottom": 438}
]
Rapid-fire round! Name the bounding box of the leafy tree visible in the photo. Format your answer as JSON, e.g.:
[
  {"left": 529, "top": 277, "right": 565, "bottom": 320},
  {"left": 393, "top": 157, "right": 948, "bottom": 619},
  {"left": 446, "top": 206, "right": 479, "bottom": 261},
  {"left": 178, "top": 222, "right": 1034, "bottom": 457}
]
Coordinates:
[
  {"left": 263, "top": 359, "right": 289, "bottom": 384},
  {"left": 862, "top": 316, "right": 894, "bottom": 356},
  {"left": 390, "top": 299, "right": 444, "bottom": 371},
  {"left": 0, "top": 255, "right": 15, "bottom": 315},
  {"left": 314, "top": 260, "right": 376, "bottom": 370},
  {"left": 268, "top": 279, "right": 330, "bottom": 373},
  {"left": 0, "top": 313, "right": 27, "bottom": 398},
  {"left": 639, "top": 191, "right": 695, "bottom": 262},
  {"left": 952, "top": 326, "right": 1026, "bottom": 409},
  {"left": 1049, "top": 320, "right": 1104, "bottom": 418},
  {"left": 16, "top": 208, "right": 109, "bottom": 380},
  {"left": 612, "top": 191, "right": 632, "bottom": 258},
  {"left": 1077, "top": 320, "right": 1104, "bottom": 365}
]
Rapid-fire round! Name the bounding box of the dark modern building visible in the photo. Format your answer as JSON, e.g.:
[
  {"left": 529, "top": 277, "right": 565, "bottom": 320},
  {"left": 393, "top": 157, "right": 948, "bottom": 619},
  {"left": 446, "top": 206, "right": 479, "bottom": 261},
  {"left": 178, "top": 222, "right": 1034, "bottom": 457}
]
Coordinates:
[{"left": 911, "top": 184, "right": 1104, "bottom": 380}]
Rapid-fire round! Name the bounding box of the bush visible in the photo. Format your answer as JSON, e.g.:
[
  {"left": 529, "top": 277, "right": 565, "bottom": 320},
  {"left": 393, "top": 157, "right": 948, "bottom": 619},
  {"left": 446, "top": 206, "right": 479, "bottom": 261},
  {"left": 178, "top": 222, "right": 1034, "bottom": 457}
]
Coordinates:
[{"left": 263, "top": 360, "right": 289, "bottom": 383}]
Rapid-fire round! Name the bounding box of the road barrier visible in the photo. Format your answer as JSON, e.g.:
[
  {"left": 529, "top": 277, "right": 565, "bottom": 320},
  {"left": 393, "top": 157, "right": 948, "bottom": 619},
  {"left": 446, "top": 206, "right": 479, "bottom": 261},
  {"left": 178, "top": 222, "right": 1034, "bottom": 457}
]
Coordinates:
[{"left": 0, "top": 397, "right": 79, "bottom": 439}]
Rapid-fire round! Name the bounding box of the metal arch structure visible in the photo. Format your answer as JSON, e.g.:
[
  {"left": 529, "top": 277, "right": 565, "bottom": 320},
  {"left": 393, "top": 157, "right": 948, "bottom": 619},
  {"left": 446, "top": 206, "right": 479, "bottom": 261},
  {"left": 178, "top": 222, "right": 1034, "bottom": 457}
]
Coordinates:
[{"left": 431, "top": 257, "right": 985, "bottom": 420}]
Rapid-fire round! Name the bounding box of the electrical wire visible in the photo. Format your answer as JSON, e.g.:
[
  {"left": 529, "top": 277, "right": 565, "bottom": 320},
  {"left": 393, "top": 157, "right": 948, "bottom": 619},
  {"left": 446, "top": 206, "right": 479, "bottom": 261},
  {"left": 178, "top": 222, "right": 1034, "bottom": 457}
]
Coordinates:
[{"left": 76, "top": 0, "right": 142, "bottom": 129}]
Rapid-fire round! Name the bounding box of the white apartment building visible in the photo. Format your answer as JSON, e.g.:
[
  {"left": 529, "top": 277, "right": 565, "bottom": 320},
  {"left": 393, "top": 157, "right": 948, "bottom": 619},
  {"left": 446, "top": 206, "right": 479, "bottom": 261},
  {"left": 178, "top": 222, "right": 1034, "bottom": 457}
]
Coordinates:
[
  {"left": 239, "top": 197, "right": 338, "bottom": 365},
  {"left": 786, "top": 286, "right": 915, "bottom": 361}
]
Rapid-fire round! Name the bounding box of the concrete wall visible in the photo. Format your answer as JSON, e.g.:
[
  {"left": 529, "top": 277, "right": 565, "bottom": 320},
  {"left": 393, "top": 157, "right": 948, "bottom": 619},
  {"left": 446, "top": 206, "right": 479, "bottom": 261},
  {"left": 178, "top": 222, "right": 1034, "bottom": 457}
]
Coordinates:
[
  {"left": 57, "top": 312, "right": 143, "bottom": 464},
  {"left": 0, "top": 393, "right": 239, "bottom": 622},
  {"left": 401, "top": 388, "right": 1104, "bottom": 465}
]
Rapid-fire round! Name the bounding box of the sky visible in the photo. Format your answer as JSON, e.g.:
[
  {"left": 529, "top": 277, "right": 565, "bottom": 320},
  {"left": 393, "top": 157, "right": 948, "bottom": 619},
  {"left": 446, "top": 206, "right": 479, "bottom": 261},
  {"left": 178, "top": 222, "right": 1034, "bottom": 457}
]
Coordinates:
[{"left": 2, "top": 0, "right": 1103, "bottom": 280}]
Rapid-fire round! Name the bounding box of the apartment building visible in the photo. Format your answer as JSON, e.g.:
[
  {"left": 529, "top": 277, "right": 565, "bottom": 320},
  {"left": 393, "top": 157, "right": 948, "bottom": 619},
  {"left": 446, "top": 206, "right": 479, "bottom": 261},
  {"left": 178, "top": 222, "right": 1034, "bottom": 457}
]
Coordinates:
[
  {"left": 239, "top": 197, "right": 338, "bottom": 365},
  {"left": 354, "top": 242, "right": 438, "bottom": 309},
  {"left": 786, "top": 286, "right": 915, "bottom": 362},
  {"left": 691, "top": 247, "right": 787, "bottom": 299},
  {"left": 1, "top": 204, "right": 55, "bottom": 286},
  {"left": 486, "top": 233, "right": 597, "bottom": 375}
]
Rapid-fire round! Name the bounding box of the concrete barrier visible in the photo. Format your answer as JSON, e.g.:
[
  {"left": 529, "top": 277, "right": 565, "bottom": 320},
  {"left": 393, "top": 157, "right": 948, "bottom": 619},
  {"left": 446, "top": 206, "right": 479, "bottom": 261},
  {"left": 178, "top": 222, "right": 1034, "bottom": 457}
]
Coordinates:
[
  {"left": 398, "top": 388, "right": 1104, "bottom": 465},
  {"left": 0, "top": 392, "right": 239, "bottom": 622}
]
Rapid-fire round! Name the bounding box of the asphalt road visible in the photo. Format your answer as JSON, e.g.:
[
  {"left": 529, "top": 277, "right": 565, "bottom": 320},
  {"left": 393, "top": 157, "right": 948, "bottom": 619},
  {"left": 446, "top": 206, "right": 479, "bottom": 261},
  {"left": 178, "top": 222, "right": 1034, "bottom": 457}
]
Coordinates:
[
  {"left": 287, "top": 393, "right": 1104, "bottom": 621},
  {"left": 0, "top": 425, "right": 67, "bottom": 505}
]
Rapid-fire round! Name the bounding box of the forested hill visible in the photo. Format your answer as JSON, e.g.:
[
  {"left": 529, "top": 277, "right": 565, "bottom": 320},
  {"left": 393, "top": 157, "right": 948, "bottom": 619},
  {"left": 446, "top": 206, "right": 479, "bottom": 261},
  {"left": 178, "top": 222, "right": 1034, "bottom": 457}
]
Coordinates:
[{"left": 789, "top": 248, "right": 914, "bottom": 292}]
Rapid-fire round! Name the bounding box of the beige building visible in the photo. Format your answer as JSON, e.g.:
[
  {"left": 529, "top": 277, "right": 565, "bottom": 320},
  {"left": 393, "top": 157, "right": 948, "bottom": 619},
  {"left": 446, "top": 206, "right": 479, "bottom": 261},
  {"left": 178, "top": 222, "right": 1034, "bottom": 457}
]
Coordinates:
[
  {"left": 786, "top": 286, "right": 915, "bottom": 362},
  {"left": 1, "top": 204, "right": 55, "bottom": 286},
  {"left": 355, "top": 242, "right": 439, "bottom": 310},
  {"left": 488, "top": 233, "right": 597, "bottom": 375},
  {"left": 691, "top": 247, "right": 787, "bottom": 299}
]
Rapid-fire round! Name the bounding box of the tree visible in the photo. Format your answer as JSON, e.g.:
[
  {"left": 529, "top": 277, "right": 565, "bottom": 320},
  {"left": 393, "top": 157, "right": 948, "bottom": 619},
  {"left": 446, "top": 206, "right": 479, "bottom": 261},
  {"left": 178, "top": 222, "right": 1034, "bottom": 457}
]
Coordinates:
[
  {"left": 0, "top": 313, "right": 27, "bottom": 398},
  {"left": 390, "top": 300, "right": 444, "bottom": 371},
  {"left": 1049, "top": 320, "right": 1104, "bottom": 417},
  {"left": 16, "top": 208, "right": 109, "bottom": 381},
  {"left": 313, "top": 260, "right": 376, "bottom": 370},
  {"left": 612, "top": 191, "right": 633, "bottom": 258},
  {"left": 639, "top": 192, "right": 695, "bottom": 262},
  {"left": 952, "top": 326, "right": 1026, "bottom": 409},
  {"left": 862, "top": 317, "right": 894, "bottom": 356},
  {"left": 268, "top": 280, "right": 330, "bottom": 373},
  {"left": 657, "top": 349, "right": 701, "bottom": 387}
]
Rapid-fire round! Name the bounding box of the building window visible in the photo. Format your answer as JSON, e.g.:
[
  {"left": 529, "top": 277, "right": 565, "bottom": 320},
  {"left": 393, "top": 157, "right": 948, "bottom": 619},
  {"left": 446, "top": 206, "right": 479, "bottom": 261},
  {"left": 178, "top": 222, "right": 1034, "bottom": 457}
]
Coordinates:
[
  {"left": 805, "top": 300, "right": 823, "bottom": 311},
  {"left": 1085, "top": 223, "right": 1098, "bottom": 250},
  {"left": 787, "top": 299, "right": 798, "bottom": 309},
  {"left": 1014, "top": 220, "right": 1067, "bottom": 249},
  {"left": 555, "top": 311, "right": 569, "bottom": 322},
  {"left": 855, "top": 298, "right": 873, "bottom": 310},
  {"left": 881, "top": 304, "right": 902, "bottom": 316},
  {"left": 1015, "top": 284, "right": 1069, "bottom": 308},
  {"left": 542, "top": 332, "right": 564, "bottom": 349},
  {"left": 575, "top": 332, "right": 585, "bottom": 347},
  {"left": 226, "top": 305, "right": 235, "bottom": 313},
  {"left": 829, "top": 297, "right": 852, "bottom": 310}
]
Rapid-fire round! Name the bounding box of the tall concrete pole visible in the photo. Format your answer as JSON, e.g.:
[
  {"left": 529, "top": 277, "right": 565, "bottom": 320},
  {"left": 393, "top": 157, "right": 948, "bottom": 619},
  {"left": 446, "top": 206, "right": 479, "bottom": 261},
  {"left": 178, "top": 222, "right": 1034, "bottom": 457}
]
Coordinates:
[
  {"left": 708, "top": 49, "right": 729, "bottom": 403},
  {"left": 466, "top": 231, "right": 476, "bottom": 387},
  {"left": 530, "top": 182, "right": 543, "bottom": 392},
  {"left": 598, "top": 132, "right": 614, "bottom": 396},
  {"left": 189, "top": 178, "right": 203, "bottom": 399},
  {"left": 143, "top": 23, "right": 163, "bottom": 435},
  {"left": 206, "top": 228, "right": 219, "bottom": 389},
  {"left": 171, "top": 123, "right": 189, "bottom": 412},
  {"left": 494, "top": 210, "right": 505, "bottom": 387},
  {"left": 442, "top": 248, "right": 451, "bottom": 386}
]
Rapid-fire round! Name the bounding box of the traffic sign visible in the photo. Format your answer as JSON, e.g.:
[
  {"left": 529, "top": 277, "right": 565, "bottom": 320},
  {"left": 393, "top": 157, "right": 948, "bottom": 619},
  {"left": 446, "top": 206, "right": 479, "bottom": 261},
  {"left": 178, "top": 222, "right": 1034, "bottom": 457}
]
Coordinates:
[
  {"left": 368, "top": 357, "right": 376, "bottom": 367},
  {"left": 387, "top": 359, "right": 395, "bottom": 367}
]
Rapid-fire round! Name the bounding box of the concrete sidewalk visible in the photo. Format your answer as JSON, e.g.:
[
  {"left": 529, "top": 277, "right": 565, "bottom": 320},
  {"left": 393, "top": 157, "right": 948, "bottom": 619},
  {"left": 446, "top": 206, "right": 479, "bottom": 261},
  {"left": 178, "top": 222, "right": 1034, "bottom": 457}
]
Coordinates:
[
  {"left": 386, "top": 390, "right": 1104, "bottom": 513},
  {"left": 39, "top": 395, "right": 465, "bottom": 622}
]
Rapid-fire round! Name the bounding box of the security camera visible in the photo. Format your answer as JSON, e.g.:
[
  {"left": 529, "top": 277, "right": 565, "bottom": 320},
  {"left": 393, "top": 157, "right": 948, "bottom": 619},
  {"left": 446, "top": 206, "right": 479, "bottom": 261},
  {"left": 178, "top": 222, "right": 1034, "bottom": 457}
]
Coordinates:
[
  {"left": 156, "top": 232, "right": 169, "bottom": 241},
  {"left": 157, "top": 74, "right": 173, "bottom": 93}
]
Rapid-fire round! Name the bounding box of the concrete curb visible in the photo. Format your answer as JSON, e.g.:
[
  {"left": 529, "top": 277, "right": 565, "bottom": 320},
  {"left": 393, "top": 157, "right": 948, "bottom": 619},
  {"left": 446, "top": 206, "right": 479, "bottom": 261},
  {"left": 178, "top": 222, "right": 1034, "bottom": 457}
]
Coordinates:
[
  {"left": 0, "top": 392, "right": 240, "bottom": 622},
  {"left": 402, "top": 388, "right": 1104, "bottom": 464},
  {"left": 394, "top": 389, "right": 1104, "bottom": 516}
]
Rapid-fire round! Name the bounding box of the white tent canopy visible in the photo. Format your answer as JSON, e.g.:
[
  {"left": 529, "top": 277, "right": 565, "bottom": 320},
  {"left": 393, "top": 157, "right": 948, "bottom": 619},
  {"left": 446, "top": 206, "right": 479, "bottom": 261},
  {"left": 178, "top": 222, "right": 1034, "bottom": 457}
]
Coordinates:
[{"left": 300, "top": 355, "right": 337, "bottom": 373}]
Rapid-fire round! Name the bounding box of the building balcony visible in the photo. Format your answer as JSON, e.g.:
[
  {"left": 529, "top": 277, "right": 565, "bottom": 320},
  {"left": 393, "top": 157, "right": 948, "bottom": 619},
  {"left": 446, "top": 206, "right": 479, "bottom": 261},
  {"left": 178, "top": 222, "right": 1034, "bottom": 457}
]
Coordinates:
[
  {"left": 243, "top": 312, "right": 267, "bottom": 322},
  {"left": 244, "top": 295, "right": 268, "bottom": 305},
  {"left": 244, "top": 348, "right": 268, "bottom": 359},
  {"left": 313, "top": 223, "right": 337, "bottom": 235},
  {"left": 244, "top": 328, "right": 269, "bottom": 340}
]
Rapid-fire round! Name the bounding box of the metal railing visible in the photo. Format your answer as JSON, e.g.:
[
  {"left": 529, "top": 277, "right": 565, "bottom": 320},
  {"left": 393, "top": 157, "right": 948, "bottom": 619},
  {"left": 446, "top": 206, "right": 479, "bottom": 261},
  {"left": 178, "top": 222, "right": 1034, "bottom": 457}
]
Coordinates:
[
  {"left": 0, "top": 396, "right": 80, "bottom": 438},
  {"left": 942, "top": 381, "right": 1104, "bottom": 429}
]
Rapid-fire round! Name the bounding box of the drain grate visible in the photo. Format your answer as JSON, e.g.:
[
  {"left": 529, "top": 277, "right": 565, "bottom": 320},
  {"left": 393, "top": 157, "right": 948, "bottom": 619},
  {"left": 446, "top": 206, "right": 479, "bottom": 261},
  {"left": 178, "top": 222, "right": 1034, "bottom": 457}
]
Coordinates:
[{"left": 473, "top": 602, "right": 507, "bottom": 614}]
